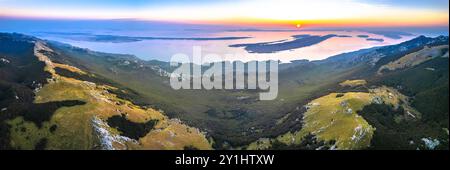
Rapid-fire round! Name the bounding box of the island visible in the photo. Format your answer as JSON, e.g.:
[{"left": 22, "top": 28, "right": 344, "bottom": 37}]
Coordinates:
[{"left": 229, "top": 34, "right": 338, "bottom": 53}]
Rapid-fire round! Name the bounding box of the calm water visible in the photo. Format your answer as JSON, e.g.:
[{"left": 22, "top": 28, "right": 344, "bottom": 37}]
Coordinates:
[{"left": 35, "top": 30, "right": 416, "bottom": 63}]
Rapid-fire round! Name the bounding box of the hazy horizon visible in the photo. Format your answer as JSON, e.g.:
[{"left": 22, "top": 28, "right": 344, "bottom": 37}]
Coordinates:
[
  {"left": 1, "top": 0, "right": 448, "bottom": 62},
  {"left": 1, "top": 0, "right": 448, "bottom": 28}
]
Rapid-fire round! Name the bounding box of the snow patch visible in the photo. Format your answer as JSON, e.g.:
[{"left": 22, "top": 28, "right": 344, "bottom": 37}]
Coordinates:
[
  {"left": 350, "top": 125, "right": 369, "bottom": 144},
  {"left": 0, "top": 58, "right": 10, "bottom": 64},
  {"left": 421, "top": 137, "right": 440, "bottom": 150},
  {"left": 92, "top": 116, "right": 137, "bottom": 150}
]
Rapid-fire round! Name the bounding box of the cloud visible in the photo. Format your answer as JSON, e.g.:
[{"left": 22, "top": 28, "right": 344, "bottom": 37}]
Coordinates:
[{"left": 0, "top": 0, "right": 448, "bottom": 26}]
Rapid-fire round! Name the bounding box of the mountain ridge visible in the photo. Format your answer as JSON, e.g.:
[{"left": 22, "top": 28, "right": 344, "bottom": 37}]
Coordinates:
[{"left": 1, "top": 32, "right": 448, "bottom": 150}]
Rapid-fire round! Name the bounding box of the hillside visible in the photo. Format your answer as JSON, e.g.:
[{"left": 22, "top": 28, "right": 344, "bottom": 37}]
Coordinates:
[
  {"left": 248, "top": 36, "right": 449, "bottom": 150},
  {"left": 1, "top": 33, "right": 448, "bottom": 150},
  {"left": 0, "top": 33, "right": 212, "bottom": 150}
]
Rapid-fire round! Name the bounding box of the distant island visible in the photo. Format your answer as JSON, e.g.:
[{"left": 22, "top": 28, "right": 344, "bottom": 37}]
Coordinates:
[
  {"left": 336, "top": 35, "right": 352, "bottom": 38},
  {"left": 355, "top": 31, "right": 414, "bottom": 40},
  {"left": 357, "top": 34, "right": 384, "bottom": 42},
  {"left": 366, "top": 38, "right": 385, "bottom": 42},
  {"left": 366, "top": 30, "right": 414, "bottom": 39},
  {"left": 357, "top": 35, "right": 370, "bottom": 38},
  {"left": 35, "top": 32, "right": 251, "bottom": 43},
  {"left": 229, "top": 34, "right": 339, "bottom": 53}
]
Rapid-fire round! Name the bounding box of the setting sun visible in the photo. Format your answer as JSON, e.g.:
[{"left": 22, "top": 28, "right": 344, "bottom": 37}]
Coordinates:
[
  {"left": 0, "top": 0, "right": 449, "bottom": 156},
  {"left": 0, "top": 0, "right": 448, "bottom": 28}
]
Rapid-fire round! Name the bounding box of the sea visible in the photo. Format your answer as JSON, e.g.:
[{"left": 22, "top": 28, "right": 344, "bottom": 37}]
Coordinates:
[{"left": 1, "top": 18, "right": 447, "bottom": 63}]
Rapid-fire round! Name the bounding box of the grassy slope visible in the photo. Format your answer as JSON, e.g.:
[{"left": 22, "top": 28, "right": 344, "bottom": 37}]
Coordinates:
[
  {"left": 3, "top": 33, "right": 447, "bottom": 150},
  {"left": 6, "top": 40, "right": 212, "bottom": 150},
  {"left": 248, "top": 84, "right": 414, "bottom": 150},
  {"left": 47, "top": 36, "right": 448, "bottom": 148},
  {"left": 47, "top": 41, "right": 361, "bottom": 147},
  {"left": 363, "top": 48, "right": 449, "bottom": 150},
  {"left": 248, "top": 41, "right": 449, "bottom": 150},
  {"left": 378, "top": 45, "right": 449, "bottom": 74}
]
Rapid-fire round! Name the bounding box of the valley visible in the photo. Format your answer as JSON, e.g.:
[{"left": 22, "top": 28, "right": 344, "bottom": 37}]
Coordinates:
[
  {"left": 1, "top": 33, "right": 449, "bottom": 150},
  {"left": 1, "top": 34, "right": 212, "bottom": 150}
]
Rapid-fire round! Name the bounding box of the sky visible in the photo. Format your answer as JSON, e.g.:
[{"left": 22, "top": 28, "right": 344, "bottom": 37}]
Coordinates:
[{"left": 0, "top": 0, "right": 448, "bottom": 28}]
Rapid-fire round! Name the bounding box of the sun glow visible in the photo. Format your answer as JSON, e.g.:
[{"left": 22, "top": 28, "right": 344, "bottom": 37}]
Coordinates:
[{"left": 0, "top": 0, "right": 448, "bottom": 27}]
